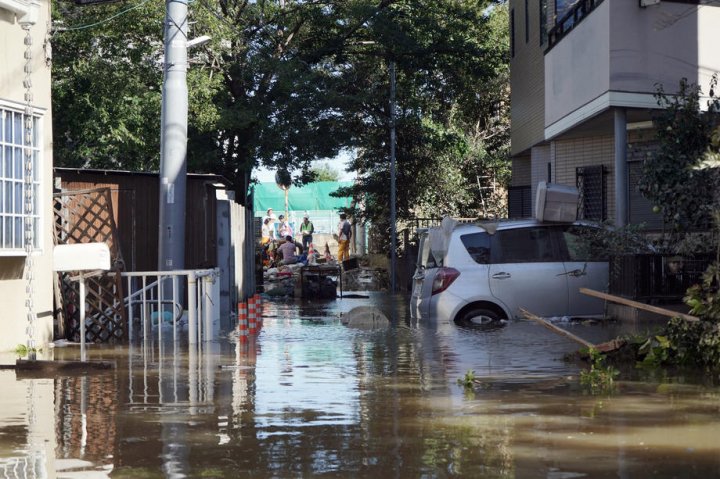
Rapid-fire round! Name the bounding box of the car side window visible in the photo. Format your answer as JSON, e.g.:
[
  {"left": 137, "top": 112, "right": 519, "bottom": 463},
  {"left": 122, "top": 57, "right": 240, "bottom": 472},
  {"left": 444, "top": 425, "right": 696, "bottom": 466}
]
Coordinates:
[
  {"left": 492, "top": 227, "right": 559, "bottom": 263},
  {"left": 562, "top": 225, "right": 608, "bottom": 261},
  {"left": 460, "top": 232, "right": 491, "bottom": 264}
]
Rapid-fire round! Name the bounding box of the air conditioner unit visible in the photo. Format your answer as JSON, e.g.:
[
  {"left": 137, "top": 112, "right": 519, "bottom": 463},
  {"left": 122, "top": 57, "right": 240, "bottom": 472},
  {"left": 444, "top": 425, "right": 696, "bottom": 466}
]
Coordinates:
[
  {"left": 639, "top": 0, "right": 660, "bottom": 7},
  {"left": 535, "top": 182, "right": 579, "bottom": 223}
]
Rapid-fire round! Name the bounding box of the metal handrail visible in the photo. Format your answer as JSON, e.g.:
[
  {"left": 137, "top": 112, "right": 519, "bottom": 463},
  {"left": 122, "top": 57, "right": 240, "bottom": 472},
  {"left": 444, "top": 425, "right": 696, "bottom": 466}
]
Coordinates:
[
  {"left": 545, "top": 0, "right": 605, "bottom": 53},
  {"left": 118, "top": 268, "right": 220, "bottom": 344}
]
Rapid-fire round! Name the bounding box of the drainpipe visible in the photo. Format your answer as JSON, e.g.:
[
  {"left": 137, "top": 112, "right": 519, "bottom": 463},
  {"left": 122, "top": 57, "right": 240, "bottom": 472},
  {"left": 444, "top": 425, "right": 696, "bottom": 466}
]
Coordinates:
[
  {"left": 614, "top": 108, "right": 628, "bottom": 227},
  {"left": 2, "top": 0, "right": 39, "bottom": 24}
]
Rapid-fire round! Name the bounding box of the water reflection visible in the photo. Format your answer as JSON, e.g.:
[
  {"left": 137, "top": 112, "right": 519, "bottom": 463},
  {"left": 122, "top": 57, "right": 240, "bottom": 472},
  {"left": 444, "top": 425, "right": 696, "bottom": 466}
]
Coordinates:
[{"left": 1, "top": 293, "right": 720, "bottom": 477}]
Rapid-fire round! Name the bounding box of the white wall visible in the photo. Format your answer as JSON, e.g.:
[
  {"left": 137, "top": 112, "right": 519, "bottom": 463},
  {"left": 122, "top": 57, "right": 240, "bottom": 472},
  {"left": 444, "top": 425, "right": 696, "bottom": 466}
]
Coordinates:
[
  {"left": 545, "top": 1, "right": 720, "bottom": 136},
  {"left": 0, "top": 1, "right": 54, "bottom": 352},
  {"left": 545, "top": 0, "right": 610, "bottom": 130}
]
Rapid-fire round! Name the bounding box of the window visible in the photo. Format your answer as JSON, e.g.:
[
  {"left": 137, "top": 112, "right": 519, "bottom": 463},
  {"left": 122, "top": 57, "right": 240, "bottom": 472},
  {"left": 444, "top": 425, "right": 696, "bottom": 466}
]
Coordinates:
[
  {"left": 0, "top": 106, "right": 40, "bottom": 252},
  {"left": 510, "top": 9, "right": 515, "bottom": 58},
  {"left": 460, "top": 232, "right": 491, "bottom": 264},
  {"left": 492, "top": 227, "right": 560, "bottom": 263},
  {"left": 524, "top": 0, "right": 529, "bottom": 43},
  {"left": 561, "top": 225, "right": 608, "bottom": 262},
  {"left": 508, "top": 185, "right": 532, "bottom": 219},
  {"left": 555, "top": 0, "right": 577, "bottom": 19},
  {"left": 540, "top": 0, "right": 548, "bottom": 45},
  {"left": 576, "top": 165, "right": 607, "bottom": 222}
]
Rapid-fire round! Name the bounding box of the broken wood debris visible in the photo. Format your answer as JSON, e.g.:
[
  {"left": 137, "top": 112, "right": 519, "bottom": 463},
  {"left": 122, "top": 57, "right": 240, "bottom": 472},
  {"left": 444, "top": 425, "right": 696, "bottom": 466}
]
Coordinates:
[
  {"left": 579, "top": 288, "right": 699, "bottom": 322},
  {"left": 520, "top": 308, "right": 625, "bottom": 353}
]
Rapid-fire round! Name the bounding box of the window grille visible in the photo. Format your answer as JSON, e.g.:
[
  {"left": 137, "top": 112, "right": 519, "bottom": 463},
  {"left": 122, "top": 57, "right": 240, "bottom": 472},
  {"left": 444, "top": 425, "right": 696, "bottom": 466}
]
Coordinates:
[
  {"left": 0, "top": 107, "right": 40, "bottom": 252},
  {"left": 508, "top": 185, "right": 532, "bottom": 219},
  {"left": 576, "top": 165, "right": 606, "bottom": 222}
]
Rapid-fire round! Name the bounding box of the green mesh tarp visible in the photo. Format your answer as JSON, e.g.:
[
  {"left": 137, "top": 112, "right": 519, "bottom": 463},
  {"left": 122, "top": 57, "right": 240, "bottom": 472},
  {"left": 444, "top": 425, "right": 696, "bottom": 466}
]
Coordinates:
[{"left": 253, "top": 181, "right": 353, "bottom": 213}]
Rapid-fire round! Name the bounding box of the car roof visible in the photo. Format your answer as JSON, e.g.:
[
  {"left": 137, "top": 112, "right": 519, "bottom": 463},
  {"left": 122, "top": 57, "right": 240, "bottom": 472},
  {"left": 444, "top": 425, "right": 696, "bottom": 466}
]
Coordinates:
[{"left": 419, "top": 218, "right": 601, "bottom": 236}]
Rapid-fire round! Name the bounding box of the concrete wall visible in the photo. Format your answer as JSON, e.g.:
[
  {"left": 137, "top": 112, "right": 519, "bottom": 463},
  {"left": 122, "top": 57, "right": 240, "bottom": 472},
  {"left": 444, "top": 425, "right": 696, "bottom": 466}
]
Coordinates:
[
  {"left": 530, "top": 144, "right": 552, "bottom": 211},
  {"left": 545, "top": 1, "right": 720, "bottom": 134},
  {"left": 609, "top": 0, "right": 703, "bottom": 94},
  {"left": 0, "top": 2, "right": 54, "bottom": 352},
  {"left": 545, "top": 0, "right": 610, "bottom": 130}
]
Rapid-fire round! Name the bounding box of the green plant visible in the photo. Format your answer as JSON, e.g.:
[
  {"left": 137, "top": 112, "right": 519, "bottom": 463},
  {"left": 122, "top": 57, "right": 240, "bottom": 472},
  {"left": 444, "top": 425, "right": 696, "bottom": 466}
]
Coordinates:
[
  {"left": 580, "top": 348, "right": 619, "bottom": 394},
  {"left": 638, "top": 335, "right": 674, "bottom": 368},
  {"left": 14, "top": 344, "right": 40, "bottom": 359},
  {"left": 457, "top": 369, "right": 477, "bottom": 390},
  {"left": 568, "top": 222, "right": 654, "bottom": 257},
  {"left": 638, "top": 77, "right": 720, "bottom": 233}
]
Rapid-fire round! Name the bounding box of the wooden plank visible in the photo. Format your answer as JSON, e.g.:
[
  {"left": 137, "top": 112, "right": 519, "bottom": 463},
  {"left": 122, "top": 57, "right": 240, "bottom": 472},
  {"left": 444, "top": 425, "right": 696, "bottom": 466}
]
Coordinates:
[
  {"left": 579, "top": 288, "right": 699, "bottom": 322},
  {"left": 520, "top": 308, "right": 596, "bottom": 349}
]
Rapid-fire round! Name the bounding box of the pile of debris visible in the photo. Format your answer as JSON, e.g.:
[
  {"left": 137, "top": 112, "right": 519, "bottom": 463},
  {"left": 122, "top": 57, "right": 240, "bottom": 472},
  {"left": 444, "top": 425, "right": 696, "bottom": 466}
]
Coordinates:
[{"left": 263, "top": 264, "right": 302, "bottom": 298}]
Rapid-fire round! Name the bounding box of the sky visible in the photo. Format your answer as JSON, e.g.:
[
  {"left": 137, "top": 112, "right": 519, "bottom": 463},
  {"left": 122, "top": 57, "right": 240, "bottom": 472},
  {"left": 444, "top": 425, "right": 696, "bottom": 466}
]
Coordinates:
[{"left": 253, "top": 151, "right": 356, "bottom": 183}]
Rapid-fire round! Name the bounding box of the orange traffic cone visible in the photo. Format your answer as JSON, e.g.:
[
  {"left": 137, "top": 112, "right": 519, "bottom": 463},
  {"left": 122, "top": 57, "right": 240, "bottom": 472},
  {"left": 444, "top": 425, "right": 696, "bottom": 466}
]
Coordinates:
[
  {"left": 238, "top": 301, "right": 248, "bottom": 343},
  {"left": 248, "top": 296, "right": 257, "bottom": 335}
]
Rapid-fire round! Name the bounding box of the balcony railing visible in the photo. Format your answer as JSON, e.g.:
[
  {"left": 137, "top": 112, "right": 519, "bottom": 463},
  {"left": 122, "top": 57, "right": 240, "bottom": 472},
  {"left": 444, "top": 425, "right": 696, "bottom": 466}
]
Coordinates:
[{"left": 545, "top": 0, "right": 605, "bottom": 53}]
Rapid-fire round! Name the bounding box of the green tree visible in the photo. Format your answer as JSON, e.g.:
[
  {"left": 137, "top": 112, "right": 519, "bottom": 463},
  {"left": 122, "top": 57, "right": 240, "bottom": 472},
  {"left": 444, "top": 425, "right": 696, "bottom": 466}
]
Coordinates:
[
  {"left": 335, "top": 1, "right": 510, "bottom": 224},
  {"left": 51, "top": 0, "right": 221, "bottom": 171},
  {"left": 310, "top": 162, "right": 341, "bottom": 182},
  {"left": 639, "top": 77, "right": 720, "bottom": 232},
  {"left": 52, "top": 0, "right": 509, "bottom": 214}
]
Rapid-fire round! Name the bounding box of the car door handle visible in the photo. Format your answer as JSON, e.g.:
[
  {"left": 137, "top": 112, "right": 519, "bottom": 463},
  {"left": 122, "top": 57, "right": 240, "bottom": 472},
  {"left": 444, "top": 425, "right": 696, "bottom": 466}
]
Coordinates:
[
  {"left": 557, "top": 263, "right": 587, "bottom": 277},
  {"left": 492, "top": 272, "right": 511, "bottom": 279},
  {"left": 558, "top": 268, "right": 586, "bottom": 277},
  {"left": 413, "top": 273, "right": 425, "bottom": 280}
]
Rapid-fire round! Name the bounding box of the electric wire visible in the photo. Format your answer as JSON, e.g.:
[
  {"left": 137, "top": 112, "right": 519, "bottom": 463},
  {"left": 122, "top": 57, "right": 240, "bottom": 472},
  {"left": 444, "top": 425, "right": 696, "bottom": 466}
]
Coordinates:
[{"left": 55, "top": 0, "right": 156, "bottom": 32}]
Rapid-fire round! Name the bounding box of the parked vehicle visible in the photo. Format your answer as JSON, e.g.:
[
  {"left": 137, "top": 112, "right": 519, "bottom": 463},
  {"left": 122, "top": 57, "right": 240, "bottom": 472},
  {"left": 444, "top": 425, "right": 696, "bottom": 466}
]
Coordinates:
[{"left": 410, "top": 219, "right": 609, "bottom": 326}]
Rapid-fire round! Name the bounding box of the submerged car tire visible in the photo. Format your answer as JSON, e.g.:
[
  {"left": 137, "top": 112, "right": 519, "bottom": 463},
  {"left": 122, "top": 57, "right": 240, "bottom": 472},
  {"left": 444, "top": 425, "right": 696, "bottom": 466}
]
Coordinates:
[{"left": 455, "top": 307, "right": 505, "bottom": 330}]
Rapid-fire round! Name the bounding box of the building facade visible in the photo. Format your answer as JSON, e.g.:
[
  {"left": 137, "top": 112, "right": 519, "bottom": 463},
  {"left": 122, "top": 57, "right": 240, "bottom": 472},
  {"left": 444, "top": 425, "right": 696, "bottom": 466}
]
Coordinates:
[
  {"left": 509, "top": 0, "right": 720, "bottom": 228},
  {"left": 0, "top": 0, "right": 53, "bottom": 351}
]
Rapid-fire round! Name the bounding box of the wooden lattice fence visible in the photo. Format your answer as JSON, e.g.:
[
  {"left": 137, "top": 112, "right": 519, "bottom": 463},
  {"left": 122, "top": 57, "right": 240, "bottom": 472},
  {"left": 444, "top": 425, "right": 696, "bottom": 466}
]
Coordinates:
[{"left": 53, "top": 187, "right": 127, "bottom": 343}]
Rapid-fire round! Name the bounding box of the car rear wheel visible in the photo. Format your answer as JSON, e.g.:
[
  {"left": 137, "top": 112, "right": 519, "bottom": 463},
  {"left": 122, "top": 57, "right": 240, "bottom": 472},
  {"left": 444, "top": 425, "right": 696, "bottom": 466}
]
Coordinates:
[{"left": 456, "top": 307, "right": 505, "bottom": 330}]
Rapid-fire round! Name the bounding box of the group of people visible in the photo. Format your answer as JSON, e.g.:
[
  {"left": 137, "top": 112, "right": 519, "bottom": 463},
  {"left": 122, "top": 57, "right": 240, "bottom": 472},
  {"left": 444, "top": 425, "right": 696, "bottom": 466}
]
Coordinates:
[
  {"left": 260, "top": 208, "right": 352, "bottom": 266},
  {"left": 261, "top": 208, "right": 311, "bottom": 266}
]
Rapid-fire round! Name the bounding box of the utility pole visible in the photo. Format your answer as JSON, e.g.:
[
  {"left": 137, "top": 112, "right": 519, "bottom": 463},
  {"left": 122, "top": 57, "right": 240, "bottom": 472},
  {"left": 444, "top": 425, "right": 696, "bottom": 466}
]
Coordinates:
[
  {"left": 158, "top": 0, "right": 188, "bottom": 271},
  {"left": 389, "top": 60, "right": 397, "bottom": 293}
]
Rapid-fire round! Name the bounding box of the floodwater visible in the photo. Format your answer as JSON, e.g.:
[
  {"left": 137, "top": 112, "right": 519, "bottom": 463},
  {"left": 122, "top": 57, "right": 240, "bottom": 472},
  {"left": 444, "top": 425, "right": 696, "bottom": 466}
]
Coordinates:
[{"left": 2, "top": 292, "right": 720, "bottom": 478}]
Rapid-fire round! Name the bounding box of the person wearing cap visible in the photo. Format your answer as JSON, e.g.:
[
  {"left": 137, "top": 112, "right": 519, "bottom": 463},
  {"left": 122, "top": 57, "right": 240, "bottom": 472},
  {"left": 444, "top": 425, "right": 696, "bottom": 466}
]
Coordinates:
[
  {"left": 264, "top": 208, "right": 278, "bottom": 239},
  {"left": 278, "top": 214, "right": 293, "bottom": 238},
  {"left": 299, "top": 214, "right": 314, "bottom": 250}
]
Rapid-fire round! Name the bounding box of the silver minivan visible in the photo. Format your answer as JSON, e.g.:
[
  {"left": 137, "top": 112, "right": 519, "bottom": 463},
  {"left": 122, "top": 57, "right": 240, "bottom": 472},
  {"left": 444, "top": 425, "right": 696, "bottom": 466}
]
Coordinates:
[{"left": 410, "top": 219, "right": 609, "bottom": 325}]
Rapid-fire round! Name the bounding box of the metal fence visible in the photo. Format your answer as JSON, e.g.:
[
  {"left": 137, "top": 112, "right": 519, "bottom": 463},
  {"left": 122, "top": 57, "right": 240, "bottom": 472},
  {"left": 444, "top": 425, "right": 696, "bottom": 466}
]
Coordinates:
[
  {"left": 609, "top": 254, "right": 713, "bottom": 301},
  {"left": 120, "top": 268, "right": 221, "bottom": 344}
]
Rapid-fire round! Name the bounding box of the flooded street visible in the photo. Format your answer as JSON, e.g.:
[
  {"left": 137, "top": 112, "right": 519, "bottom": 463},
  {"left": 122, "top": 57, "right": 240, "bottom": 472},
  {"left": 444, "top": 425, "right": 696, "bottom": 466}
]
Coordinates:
[{"left": 2, "top": 292, "right": 720, "bottom": 478}]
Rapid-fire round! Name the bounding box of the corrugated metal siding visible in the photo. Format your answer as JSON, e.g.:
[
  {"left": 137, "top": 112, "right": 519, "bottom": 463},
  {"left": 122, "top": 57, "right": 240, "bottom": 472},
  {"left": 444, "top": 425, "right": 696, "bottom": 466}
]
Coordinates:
[
  {"left": 511, "top": 155, "right": 531, "bottom": 186},
  {"left": 55, "top": 171, "right": 222, "bottom": 271},
  {"left": 510, "top": 0, "right": 547, "bottom": 156}
]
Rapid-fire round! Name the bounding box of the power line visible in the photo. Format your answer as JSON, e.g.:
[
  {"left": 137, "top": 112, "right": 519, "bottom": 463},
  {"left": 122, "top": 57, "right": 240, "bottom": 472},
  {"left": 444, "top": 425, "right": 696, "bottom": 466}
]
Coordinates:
[{"left": 54, "top": 0, "right": 156, "bottom": 32}]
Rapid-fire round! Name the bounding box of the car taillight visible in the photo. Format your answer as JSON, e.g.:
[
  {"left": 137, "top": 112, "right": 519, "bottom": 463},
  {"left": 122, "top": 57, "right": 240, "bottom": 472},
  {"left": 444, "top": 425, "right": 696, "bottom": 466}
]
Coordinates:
[{"left": 431, "top": 267, "right": 460, "bottom": 295}]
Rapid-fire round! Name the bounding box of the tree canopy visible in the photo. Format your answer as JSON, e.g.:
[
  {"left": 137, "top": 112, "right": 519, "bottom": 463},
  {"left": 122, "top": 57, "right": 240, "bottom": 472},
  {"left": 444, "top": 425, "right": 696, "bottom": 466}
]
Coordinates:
[
  {"left": 639, "top": 77, "right": 720, "bottom": 232},
  {"left": 51, "top": 0, "right": 510, "bottom": 215}
]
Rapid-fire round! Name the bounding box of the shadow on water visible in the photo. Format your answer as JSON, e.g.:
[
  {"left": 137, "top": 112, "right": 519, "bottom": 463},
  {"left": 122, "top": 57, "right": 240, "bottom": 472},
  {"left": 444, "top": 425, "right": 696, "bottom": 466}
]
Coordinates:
[{"left": 1, "top": 291, "right": 720, "bottom": 477}]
